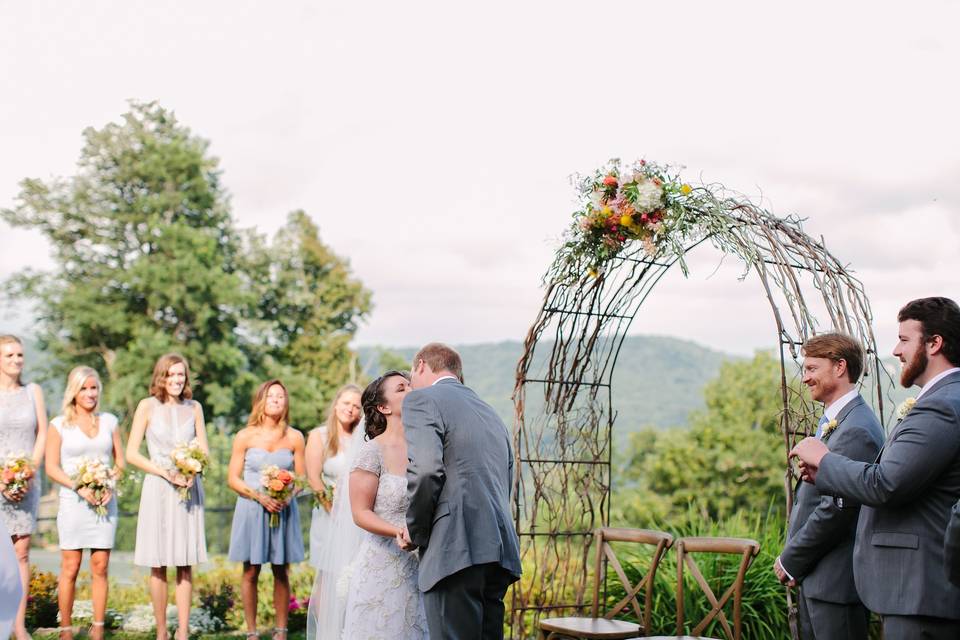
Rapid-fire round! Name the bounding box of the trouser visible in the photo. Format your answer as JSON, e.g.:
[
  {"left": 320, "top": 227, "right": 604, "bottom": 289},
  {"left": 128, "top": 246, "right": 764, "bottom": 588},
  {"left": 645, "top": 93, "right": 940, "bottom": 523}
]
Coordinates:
[
  {"left": 423, "top": 563, "right": 516, "bottom": 640},
  {"left": 797, "top": 589, "right": 869, "bottom": 640},
  {"left": 882, "top": 614, "right": 960, "bottom": 640}
]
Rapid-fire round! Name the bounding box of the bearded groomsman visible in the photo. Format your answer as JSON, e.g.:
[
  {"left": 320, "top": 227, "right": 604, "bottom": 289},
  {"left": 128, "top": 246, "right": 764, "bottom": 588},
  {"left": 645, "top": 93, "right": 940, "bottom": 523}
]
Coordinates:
[
  {"left": 775, "top": 333, "right": 882, "bottom": 639},
  {"left": 792, "top": 297, "right": 960, "bottom": 639}
]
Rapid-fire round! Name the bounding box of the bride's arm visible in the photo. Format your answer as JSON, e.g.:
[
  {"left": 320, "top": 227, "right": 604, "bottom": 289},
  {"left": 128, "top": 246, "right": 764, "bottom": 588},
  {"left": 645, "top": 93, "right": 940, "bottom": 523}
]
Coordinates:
[{"left": 349, "top": 469, "right": 402, "bottom": 538}]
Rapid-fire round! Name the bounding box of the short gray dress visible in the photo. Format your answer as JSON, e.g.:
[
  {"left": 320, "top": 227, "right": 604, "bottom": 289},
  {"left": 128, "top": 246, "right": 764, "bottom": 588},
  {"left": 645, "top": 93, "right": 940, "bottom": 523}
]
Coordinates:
[
  {"left": 133, "top": 398, "right": 207, "bottom": 567},
  {"left": 0, "top": 384, "right": 40, "bottom": 536}
]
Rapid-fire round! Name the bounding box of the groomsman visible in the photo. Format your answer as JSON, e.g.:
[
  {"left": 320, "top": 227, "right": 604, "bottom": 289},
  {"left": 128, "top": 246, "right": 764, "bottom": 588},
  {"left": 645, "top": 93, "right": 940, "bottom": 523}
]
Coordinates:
[
  {"left": 775, "top": 333, "right": 882, "bottom": 639},
  {"left": 792, "top": 297, "right": 960, "bottom": 639}
]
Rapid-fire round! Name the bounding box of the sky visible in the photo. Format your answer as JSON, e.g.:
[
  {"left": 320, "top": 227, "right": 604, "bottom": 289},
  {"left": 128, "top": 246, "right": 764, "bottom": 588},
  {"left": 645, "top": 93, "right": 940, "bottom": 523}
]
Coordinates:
[{"left": 1, "top": 1, "right": 958, "bottom": 356}]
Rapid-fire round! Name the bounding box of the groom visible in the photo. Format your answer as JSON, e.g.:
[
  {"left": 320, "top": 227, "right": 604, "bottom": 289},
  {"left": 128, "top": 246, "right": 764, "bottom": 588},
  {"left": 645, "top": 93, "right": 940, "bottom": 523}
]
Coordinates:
[{"left": 402, "top": 342, "right": 522, "bottom": 640}]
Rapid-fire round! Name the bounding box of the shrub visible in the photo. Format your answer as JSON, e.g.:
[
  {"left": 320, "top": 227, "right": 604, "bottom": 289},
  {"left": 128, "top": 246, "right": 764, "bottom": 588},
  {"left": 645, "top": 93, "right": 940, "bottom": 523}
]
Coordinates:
[
  {"left": 26, "top": 568, "right": 59, "bottom": 629},
  {"left": 198, "top": 582, "right": 236, "bottom": 631}
]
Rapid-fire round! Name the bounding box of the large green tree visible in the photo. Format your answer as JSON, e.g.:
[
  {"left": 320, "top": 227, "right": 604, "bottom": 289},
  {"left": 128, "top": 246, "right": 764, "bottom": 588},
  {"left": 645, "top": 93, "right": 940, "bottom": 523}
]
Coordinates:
[
  {"left": 241, "top": 211, "right": 371, "bottom": 429},
  {"left": 2, "top": 102, "right": 370, "bottom": 429},
  {"left": 615, "top": 352, "right": 790, "bottom": 525}
]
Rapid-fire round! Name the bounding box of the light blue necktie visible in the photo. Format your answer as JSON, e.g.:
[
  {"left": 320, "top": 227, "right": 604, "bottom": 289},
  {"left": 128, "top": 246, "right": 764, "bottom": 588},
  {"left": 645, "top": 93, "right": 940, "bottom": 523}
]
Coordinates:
[{"left": 815, "top": 414, "right": 829, "bottom": 440}]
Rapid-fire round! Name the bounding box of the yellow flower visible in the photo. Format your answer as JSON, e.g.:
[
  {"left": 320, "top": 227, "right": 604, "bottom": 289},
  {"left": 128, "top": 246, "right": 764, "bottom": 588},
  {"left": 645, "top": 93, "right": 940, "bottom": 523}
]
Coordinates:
[
  {"left": 680, "top": 184, "right": 692, "bottom": 195},
  {"left": 600, "top": 206, "right": 613, "bottom": 217},
  {"left": 619, "top": 214, "right": 633, "bottom": 227},
  {"left": 587, "top": 268, "right": 599, "bottom": 279}
]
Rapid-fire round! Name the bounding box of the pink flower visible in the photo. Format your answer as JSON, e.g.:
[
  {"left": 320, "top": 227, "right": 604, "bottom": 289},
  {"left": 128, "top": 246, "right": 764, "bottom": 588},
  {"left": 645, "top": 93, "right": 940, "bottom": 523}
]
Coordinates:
[{"left": 602, "top": 175, "right": 618, "bottom": 187}]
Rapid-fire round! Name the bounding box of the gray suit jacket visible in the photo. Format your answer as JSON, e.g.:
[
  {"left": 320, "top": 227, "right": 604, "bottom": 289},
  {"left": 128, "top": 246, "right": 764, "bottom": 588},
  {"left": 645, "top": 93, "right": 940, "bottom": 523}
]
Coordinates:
[
  {"left": 816, "top": 371, "right": 960, "bottom": 619},
  {"left": 781, "top": 396, "right": 883, "bottom": 603},
  {"left": 404, "top": 378, "right": 522, "bottom": 592},
  {"left": 946, "top": 499, "right": 960, "bottom": 586}
]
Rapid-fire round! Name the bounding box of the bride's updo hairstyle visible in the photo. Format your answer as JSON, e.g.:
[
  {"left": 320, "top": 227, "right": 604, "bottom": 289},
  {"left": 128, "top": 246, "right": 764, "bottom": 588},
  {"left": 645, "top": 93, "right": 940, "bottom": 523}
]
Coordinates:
[{"left": 361, "top": 370, "right": 410, "bottom": 440}]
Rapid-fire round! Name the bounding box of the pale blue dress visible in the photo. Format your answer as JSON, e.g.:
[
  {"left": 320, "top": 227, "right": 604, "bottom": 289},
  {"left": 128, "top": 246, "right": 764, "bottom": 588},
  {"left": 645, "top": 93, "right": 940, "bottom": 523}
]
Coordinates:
[
  {"left": 54, "top": 413, "right": 119, "bottom": 549},
  {"left": 228, "top": 447, "right": 305, "bottom": 565}
]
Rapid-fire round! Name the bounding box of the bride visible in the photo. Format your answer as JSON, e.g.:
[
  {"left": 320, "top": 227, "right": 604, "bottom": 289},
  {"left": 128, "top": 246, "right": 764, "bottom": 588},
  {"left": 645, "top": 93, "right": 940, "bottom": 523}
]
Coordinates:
[
  {"left": 343, "top": 371, "right": 428, "bottom": 638},
  {"left": 307, "top": 371, "right": 428, "bottom": 640}
]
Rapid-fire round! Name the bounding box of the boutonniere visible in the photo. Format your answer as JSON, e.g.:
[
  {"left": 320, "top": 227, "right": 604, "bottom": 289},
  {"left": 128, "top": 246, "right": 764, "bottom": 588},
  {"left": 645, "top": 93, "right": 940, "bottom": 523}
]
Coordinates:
[
  {"left": 821, "top": 419, "right": 839, "bottom": 440},
  {"left": 896, "top": 397, "right": 917, "bottom": 420}
]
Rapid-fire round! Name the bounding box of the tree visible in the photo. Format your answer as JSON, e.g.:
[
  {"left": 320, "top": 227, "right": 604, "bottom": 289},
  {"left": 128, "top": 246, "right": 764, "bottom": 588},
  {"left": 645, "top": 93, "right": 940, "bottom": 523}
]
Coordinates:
[
  {"left": 615, "top": 351, "right": 788, "bottom": 525},
  {"left": 241, "top": 211, "right": 371, "bottom": 429},
  {"left": 2, "top": 102, "right": 371, "bottom": 430},
  {"left": 2, "top": 102, "right": 253, "bottom": 419}
]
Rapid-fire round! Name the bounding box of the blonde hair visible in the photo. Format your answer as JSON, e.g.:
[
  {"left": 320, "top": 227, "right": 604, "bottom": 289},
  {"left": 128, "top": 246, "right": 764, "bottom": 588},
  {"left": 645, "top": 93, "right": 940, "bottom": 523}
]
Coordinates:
[
  {"left": 149, "top": 353, "right": 193, "bottom": 402},
  {"left": 247, "top": 379, "right": 290, "bottom": 431},
  {"left": 61, "top": 366, "right": 102, "bottom": 427},
  {"left": 324, "top": 384, "right": 362, "bottom": 457},
  {"left": 0, "top": 335, "right": 24, "bottom": 385}
]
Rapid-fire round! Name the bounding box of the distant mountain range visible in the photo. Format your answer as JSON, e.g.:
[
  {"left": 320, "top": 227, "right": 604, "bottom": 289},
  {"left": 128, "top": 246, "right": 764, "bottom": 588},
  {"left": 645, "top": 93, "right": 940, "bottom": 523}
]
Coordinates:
[{"left": 358, "top": 335, "right": 734, "bottom": 436}]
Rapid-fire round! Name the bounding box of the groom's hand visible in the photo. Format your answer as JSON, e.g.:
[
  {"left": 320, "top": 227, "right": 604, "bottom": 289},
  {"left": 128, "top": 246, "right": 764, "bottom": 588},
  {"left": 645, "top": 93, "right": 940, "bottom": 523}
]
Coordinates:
[{"left": 396, "top": 526, "right": 418, "bottom": 552}]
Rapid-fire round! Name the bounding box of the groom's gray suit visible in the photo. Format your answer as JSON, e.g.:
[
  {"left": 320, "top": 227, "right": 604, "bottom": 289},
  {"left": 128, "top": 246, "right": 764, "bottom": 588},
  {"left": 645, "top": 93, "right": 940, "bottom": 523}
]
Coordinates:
[
  {"left": 404, "top": 378, "right": 522, "bottom": 640},
  {"left": 781, "top": 395, "right": 882, "bottom": 639},
  {"left": 815, "top": 371, "right": 960, "bottom": 639}
]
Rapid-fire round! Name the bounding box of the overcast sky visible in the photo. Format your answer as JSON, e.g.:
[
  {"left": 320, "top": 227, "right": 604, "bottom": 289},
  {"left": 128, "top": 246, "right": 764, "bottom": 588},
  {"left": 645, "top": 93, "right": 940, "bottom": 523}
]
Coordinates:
[{"left": 1, "top": 1, "right": 957, "bottom": 356}]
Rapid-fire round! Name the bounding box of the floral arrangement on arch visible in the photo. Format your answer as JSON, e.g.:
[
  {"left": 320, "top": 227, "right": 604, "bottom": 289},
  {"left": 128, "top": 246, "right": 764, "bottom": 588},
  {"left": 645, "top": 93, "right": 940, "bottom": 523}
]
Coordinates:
[{"left": 565, "top": 159, "right": 694, "bottom": 274}]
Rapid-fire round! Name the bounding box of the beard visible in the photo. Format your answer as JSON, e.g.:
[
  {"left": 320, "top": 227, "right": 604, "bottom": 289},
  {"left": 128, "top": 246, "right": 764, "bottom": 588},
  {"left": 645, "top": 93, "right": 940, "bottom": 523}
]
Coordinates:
[{"left": 900, "top": 348, "right": 929, "bottom": 388}]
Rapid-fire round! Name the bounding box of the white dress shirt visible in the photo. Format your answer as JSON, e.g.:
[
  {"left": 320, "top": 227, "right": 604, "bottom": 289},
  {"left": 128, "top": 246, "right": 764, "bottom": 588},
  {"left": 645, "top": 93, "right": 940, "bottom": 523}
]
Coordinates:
[{"left": 917, "top": 367, "right": 960, "bottom": 400}]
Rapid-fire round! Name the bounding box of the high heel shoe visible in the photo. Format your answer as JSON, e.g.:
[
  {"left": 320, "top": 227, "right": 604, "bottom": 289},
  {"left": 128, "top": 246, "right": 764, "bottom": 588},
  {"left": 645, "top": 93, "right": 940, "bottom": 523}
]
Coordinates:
[
  {"left": 271, "top": 627, "right": 287, "bottom": 640},
  {"left": 88, "top": 621, "right": 105, "bottom": 640}
]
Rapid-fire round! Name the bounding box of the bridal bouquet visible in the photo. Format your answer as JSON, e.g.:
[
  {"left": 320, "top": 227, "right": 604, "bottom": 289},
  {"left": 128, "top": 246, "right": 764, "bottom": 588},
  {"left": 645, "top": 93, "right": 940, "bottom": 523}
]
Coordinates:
[
  {"left": 260, "top": 465, "right": 299, "bottom": 527},
  {"left": 0, "top": 452, "right": 35, "bottom": 502},
  {"left": 72, "top": 457, "right": 117, "bottom": 516},
  {"left": 170, "top": 438, "right": 209, "bottom": 501}
]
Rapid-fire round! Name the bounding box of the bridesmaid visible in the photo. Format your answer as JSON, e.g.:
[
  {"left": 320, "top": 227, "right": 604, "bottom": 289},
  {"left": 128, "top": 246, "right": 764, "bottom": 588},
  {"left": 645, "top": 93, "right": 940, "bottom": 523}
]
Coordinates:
[
  {"left": 227, "top": 379, "right": 305, "bottom": 640},
  {"left": 0, "top": 335, "right": 48, "bottom": 640},
  {"left": 304, "top": 384, "right": 361, "bottom": 566},
  {"left": 127, "top": 353, "right": 209, "bottom": 640},
  {"left": 45, "top": 367, "right": 124, "bottom": 640}
]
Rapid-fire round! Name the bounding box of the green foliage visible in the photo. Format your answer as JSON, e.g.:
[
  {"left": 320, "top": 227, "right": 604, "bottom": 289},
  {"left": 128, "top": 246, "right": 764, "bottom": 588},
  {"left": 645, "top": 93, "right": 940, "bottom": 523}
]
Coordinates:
[
  {"left": 616, "top": 351, "right": 787, "bottom": 524},
  {"left": 26, "top": 568, "right": 59, "bottom": 628},
  {"left": 2, "top": 103, "right": 369, "bottom": 427},
  {"left": 197, "top": 581, "right": 236, "bottom": 631},
  {"left": 241, "top": 211, "right": 371, "bottom": 429}
]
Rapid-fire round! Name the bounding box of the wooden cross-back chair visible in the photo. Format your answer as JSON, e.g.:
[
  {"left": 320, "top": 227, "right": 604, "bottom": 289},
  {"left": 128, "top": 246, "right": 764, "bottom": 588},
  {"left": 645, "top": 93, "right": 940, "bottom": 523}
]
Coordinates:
[
  {"left": 674, "top": 536, "right": 761, "bottom": 640},
  {"left": 539, "top": 527, "right": 673, "bottom": 639}
]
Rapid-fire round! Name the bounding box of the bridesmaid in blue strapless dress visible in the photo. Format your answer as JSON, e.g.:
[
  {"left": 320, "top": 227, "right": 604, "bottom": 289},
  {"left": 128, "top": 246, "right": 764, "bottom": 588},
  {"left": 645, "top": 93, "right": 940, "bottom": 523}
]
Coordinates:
[{"left": 227, "top": 380, "right": 306, "bottom": 640}]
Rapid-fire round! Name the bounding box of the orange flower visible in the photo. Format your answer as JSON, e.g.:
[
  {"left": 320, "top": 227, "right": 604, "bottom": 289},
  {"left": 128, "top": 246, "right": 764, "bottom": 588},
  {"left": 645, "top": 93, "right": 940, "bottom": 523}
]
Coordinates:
[
  {"left": 268, "top": 479, "right": 285, "bottom": 492},
  {"left": 276, "top": 470, "right": 293, "bottom": 484}
]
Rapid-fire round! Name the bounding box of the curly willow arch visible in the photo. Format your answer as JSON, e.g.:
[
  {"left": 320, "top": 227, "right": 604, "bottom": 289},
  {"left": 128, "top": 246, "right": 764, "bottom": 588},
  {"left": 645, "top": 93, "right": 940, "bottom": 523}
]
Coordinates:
[{"left": 508, "top": 161, "right": 894, "bottom": 638}]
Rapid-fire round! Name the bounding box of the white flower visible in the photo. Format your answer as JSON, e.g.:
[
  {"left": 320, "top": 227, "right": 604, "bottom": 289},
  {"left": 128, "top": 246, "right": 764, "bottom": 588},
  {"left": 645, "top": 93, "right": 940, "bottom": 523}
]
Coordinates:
[
  {"left": 633, "top": 179, "right": 663, "bottom": 212},
  {"left": 897, "top": 397, "right": 917, "bottom": 419}
]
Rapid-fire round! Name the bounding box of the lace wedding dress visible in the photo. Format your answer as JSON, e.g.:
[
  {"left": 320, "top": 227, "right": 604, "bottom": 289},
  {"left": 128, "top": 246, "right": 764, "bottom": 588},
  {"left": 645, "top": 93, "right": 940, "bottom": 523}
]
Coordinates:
[{"left": 340, "top": 438, "right": 428, "bottom": 640}]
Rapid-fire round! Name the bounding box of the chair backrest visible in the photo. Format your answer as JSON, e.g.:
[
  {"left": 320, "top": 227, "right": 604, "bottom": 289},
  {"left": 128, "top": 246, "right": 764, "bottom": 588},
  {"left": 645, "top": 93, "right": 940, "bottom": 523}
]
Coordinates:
[
  {"left": 675, "top": 536, "right": 761, "bottom": 640},
  {"left": 590, "top": 527, "right": 673, "bottom": 633}
]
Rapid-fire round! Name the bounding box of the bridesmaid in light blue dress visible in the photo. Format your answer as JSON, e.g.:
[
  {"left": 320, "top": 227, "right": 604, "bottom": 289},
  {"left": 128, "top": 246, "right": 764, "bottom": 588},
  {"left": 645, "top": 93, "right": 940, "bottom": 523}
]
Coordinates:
[
  {"left": 126, "top": 354, "right": 209, "bottom": 640},
  {"left": 44, "top": 366, "right": 124, "bottom": 640},
  {"left": 227, "top": 379, "right": 306, "bottom": 640}
]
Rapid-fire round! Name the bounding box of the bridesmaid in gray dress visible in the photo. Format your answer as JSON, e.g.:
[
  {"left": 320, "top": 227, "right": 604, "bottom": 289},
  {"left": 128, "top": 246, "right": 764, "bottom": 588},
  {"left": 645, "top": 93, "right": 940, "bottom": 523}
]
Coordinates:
[
  {"left": 227, "top": 380, "right": 306, "bottom": 640},
  {"left": 126, "top": 354, "right": 209, "bottom": 640},
  {"left": 0, "top": 335, "right": 48, "bottom": 640}
]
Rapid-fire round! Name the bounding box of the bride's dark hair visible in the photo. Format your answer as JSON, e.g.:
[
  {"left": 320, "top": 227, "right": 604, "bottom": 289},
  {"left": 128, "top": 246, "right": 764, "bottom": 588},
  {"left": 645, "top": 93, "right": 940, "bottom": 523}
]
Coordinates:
[{"left": 361, "top": 370, "right": 410, "bottom": 440}]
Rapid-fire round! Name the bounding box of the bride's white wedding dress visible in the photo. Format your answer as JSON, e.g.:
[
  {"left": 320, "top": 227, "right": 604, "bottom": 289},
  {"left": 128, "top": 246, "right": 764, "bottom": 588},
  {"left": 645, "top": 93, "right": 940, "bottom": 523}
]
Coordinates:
[{"left": 341, "top": 438, "right": 428, "bottom": 640}]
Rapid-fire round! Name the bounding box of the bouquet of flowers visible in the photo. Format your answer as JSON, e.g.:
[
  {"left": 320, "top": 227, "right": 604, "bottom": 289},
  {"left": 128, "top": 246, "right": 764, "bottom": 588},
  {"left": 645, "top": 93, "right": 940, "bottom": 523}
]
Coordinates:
[
  {"left": 170, "top": 438, "right": 209, "bottom": 501},
  {"left": 313, "top": 480, "right": 335, "bottom": 512},
  {"left": 0, "top": 452, "right": 35, "bottom": 502},
  {"left": 567, "top": 159, "right": 693, "bottom": 272},
  {"left": 260, "top": 464, "right": 299, "bottom": 527},
  {"left": 72, "top": 457, "right": 117, "bottom": 516}
]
